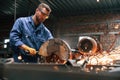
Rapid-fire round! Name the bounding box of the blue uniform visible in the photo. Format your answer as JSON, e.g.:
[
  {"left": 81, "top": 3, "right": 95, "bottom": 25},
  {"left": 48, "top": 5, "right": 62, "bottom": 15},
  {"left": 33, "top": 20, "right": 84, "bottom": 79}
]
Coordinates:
[{"left": 9, "top": 16, "right": 53, "bottom": 63}]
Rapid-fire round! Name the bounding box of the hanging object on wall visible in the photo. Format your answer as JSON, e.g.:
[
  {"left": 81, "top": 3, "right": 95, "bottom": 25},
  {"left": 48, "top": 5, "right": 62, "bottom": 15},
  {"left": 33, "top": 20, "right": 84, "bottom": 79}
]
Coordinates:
[{"left": 77, "top": 36, "right": 102, "bottom": 56}]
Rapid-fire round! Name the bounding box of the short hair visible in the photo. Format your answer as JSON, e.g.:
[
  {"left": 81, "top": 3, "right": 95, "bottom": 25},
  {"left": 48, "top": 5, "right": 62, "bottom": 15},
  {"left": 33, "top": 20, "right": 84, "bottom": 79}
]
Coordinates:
[{"left": 38, "top": 3, "right": 51, "bottom": 13}]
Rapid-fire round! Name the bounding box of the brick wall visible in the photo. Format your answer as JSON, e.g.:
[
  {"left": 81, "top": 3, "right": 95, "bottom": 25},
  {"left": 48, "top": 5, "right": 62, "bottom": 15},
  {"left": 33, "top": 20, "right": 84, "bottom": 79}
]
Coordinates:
[{"left": 55, "top": 13, "right": 120, "bottom": 50}]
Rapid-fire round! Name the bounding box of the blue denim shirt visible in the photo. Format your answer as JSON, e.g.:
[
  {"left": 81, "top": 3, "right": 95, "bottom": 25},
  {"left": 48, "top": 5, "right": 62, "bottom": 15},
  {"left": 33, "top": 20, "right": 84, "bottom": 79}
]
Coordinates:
[{"left": 9, "top": 16, "right": 53, "bottom": 63}]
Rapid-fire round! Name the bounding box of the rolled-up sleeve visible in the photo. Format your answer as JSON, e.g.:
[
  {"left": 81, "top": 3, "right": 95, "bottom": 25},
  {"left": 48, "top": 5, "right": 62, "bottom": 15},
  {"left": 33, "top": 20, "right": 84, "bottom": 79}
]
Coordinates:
[{"left": 10, "top": 18, "right": 24, "bottom": 47}]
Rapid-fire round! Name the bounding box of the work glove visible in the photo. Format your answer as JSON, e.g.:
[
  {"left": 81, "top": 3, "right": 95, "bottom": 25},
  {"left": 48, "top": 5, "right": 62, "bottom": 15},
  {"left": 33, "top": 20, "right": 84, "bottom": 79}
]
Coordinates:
[{"left": 19, "top": 45, "right": 36, "bottom": 55}]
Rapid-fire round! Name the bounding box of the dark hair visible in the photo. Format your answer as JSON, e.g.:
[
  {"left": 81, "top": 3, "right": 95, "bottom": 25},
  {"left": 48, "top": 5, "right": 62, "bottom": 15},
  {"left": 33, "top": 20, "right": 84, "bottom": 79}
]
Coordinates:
[{"left": 38, "top": 3, "right": 51, "bottom": 13}]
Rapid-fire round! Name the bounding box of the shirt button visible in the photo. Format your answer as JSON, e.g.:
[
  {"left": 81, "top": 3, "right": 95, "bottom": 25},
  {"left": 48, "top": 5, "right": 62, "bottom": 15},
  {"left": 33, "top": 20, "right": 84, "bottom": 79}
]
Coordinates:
[{"left": 26, "top": 35, "right": 28, "bottom": 38}]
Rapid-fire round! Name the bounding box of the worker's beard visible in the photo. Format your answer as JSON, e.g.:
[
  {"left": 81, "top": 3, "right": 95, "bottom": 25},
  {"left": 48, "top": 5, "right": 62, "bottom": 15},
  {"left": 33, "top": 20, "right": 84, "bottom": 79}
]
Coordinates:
[{"left": 36, "top": 15, "right": 45, "bottom": 23}]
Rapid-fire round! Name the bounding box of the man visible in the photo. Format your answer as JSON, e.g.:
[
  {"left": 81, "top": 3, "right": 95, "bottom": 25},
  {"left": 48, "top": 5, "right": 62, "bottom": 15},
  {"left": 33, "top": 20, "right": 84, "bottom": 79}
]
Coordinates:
[{"left": 9, "top": 3, "right": 53, "bottom": 63}]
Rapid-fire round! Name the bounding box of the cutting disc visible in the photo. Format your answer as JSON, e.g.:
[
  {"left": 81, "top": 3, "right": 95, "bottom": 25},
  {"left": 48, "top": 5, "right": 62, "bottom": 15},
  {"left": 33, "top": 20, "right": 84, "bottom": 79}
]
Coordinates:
[{"left": 38, "top": 38, "right": 71, "bottom": 62}]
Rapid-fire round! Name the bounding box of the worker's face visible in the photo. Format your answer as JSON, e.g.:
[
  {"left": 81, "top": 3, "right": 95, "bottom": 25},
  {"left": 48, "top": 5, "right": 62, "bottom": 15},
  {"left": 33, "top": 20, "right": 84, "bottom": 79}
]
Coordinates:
[{"left": 36, "top": 8, "right": 50, "bottom": 23}]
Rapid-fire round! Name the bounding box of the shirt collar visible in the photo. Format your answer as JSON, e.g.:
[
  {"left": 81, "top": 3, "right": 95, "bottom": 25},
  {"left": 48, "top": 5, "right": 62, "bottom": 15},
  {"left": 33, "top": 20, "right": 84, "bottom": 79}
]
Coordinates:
[
  {"left": 28, "top": 16, "right": 43, "bottom": 30},
  {"left": 28, "top": 16, "right": 34, "bottom": 26}
]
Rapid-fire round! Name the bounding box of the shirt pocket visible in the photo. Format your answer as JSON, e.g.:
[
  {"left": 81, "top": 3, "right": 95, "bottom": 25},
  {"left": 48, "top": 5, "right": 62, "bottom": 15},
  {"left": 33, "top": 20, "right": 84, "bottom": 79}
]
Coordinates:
[
  {"left": 22, "top": 32, "right": 34, "bottom": 43},
  {"left": 37, "top": 36, "right": 46, "bottom": 43}
]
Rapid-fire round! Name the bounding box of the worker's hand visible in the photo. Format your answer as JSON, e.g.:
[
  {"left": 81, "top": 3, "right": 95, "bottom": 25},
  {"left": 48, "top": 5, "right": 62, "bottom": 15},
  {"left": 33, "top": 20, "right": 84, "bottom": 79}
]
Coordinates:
[
  {"left": 26, "top": 47, "right": 36, "bottom": 55},
  {"left": 19, "top": 45, "right": 36, "bottom": 55}
]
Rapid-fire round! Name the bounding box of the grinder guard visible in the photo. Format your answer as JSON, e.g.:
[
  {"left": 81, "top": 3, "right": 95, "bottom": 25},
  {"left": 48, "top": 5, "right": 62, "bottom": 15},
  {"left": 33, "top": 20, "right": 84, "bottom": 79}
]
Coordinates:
[{"left": 38, "top": 38, "right": 71, "bottom": 64}]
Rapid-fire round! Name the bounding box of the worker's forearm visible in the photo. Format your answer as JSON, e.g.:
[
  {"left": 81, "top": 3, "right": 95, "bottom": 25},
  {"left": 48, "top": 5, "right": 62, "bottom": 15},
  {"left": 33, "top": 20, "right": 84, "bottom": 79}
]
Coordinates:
[{"left": 19, "top": 44, "right": 36, "bottom": 55}]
